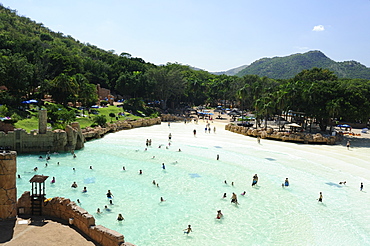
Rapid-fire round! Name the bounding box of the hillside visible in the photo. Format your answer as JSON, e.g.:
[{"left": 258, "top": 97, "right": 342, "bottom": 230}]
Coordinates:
[
  {"left": 212, "top": 65, "right": 248, "bottom": 76},
  {"left": 235, "top": 51, "right": 370, "bottom": 79}
]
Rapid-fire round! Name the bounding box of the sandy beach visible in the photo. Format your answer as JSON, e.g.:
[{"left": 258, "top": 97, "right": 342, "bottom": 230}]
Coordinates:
[{"left": 2, "top": 112, "right": 369, "bottom": 246}]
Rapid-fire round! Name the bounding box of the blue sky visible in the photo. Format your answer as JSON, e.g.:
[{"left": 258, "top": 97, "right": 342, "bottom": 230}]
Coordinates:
[{"left": 2, "top": 0, "right": 370, "bottom": 71}]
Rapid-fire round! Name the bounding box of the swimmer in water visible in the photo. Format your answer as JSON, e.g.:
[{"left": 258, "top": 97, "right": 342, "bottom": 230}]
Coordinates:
[
  {"left": 241, "top": 191, "right": 246, "bottom": 196},
  {"left": 252, "top": 174, "right": 258, "bottom": 186},
  {"left": 216, "top": 210, "right": 223, "bottom": 219},
  {"left": 109, "top": 200, "right": 113, "bottom": 205},
  {"left": 34, "top": 167, "right": 38, "bottom": 171},
  {"left": 160, "top": 197, "right": 166, "bottom": 202},
  {"left": 51, "top": 177, "right": 55, "bottom": 183},
  {"left": 162, "top": 163, "right": 165, "bottom": 169},
  {"left": 82, "top": 187, "right": 87, "bottom": 193},
  {"left": 122, "top": 166, "right": 125, "bottom": 171},
  {"left": 183, "top": 225, "right": 192, "bottom": 234},
  {"left": 71, "top": 182, "right": 78, "bottom": 188},
  {"left": 223, "top": 193, "right": 227, "bottom": 198},
  {"left": 97, "top": 208, "right": 102, "bottom": 214},
  {"left": 117, "top": 214, "right": 124, "bottom": 221},
  {"left": 139, "top": 170, "right": 143, "bottom": 175},
  {"left": 104, "top": 205, "right": 111, "bottom": 212},
  {"left": 152, "top": 180, "right": 156, "bottom": 185},
  {"left": 90, "top": 166, "right": 93, "bottom": 169},
  {"left": 106, "top": 190, "right": 114, "bottom": 199},
  {"left": 77, "top": 199, "right": 81, "bottom": 203}
]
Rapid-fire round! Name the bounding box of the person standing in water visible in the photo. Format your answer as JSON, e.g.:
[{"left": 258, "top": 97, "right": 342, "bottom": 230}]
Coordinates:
[
  {"left": 184, "top": 225, "right": 192, "bottom": 234},
  {"left": 106, "top": 190, "right": 114, "bottom": 199},
  {"left": 318, "top": 192, "right": 323, "bottom": 202},
  {"left": 231, "top": 192, "right": 239, "bottom": 204},
  {"left": 252, "top": 174, "right": 258, "bottom": 186},
  {"left": 284, "top": 178, "right": 289, "bottom": 186},
  {"left": 117, "top": 214, "right": 124, "bottom": 221},
  {"left": 360, "top": 182, "right": 363, "bottom": 191},
  {"left": 216, "top": 210, "right": 223, "bottom": 219}
]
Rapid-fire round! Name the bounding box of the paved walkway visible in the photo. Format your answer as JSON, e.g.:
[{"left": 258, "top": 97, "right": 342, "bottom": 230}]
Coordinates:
[{"left": 0, "top": 217, "right": 96, "bottom": 246}]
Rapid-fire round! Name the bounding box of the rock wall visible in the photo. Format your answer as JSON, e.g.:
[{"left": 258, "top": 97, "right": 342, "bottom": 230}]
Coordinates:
[
  {"left": 160, "top": 114, "right": 184, "bottom": 122},
  {"left": 0, "top": 151, "right": 17, "bottom": 220},
  {"left": 225, "top": 124, "right": 340, "bottom": 144},
  {"left": 0, "top": 118, "right": 162, "bottom": 153},
  {"left": 82, "top": 117, "right": 161, "bottom": 140},
  {"left": 17, "top": 192, "right": 135, "bottom": 246}
]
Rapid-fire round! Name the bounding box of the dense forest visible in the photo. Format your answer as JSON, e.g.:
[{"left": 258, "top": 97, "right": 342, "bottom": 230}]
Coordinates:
[{"left": 1, "top": 5, "right": 370, "bottom": 131}]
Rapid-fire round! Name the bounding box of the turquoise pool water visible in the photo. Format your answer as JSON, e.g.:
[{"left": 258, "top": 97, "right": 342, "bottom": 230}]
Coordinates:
[{"left": 16, "top": 122, "right": 370, "bottom": 245}]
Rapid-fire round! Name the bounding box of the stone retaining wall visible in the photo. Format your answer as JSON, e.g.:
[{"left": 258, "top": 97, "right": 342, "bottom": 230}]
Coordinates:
[
  {"left": 17, "top": 192, "right": 135, "bottom": 246},
  {"left": 0, "top": 117, "right": 162, "bottom": 153},
  {"left": 225, "top": 124, "right": 340, "bottom": 144},
  {"left": 82, "top": 117, "right": 161, "bottom": 140},
  {"left": 0, "top": 151, "right": 17, "bottom": 220}
]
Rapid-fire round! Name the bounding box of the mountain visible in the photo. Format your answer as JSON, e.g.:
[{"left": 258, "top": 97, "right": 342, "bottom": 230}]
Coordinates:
[
  {"left": 234, "top": 51, "right": 370, "bottom": 79},
  {"left": 212, "top": 65, "right": 249, "bottom": 76}
]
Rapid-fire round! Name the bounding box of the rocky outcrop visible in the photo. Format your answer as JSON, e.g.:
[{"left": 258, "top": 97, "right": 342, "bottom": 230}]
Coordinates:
[
  {"left": 0, "top": 151, "right": 17, "bottom": 220},
  {"left": 225, "top": 124, "right": 339, "bottom": 144},
  {"left": 160, "top": 114, "right": 184, "bottom": 122},
  {"left": 17, "top": 193, "right": 133, "bottom": 246}
]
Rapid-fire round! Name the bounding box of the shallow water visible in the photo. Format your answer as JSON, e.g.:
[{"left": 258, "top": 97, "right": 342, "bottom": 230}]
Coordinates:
[{"left": 16, "top": 122, "right": 370, "bottom": 246}]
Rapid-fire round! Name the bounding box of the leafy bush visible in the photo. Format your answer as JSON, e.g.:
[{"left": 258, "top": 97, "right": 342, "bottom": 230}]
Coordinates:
[{"left": 93, "top": 115, "right": 107, "bottom": 127}]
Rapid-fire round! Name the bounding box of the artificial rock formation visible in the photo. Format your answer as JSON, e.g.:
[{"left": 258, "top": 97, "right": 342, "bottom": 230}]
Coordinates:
[
  {"left": 0, "top": 151, "right": 17, "bottom": 220},
  {"left": 225, "top": 124, "right": 339, "bottom": 145},
  {"left": 17, "top": 194, "right": 133, "bottom": 246}
]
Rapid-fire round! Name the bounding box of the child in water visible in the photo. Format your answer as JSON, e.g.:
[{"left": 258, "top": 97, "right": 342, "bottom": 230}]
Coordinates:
[{"left": 216, "top": 210, "right": 223, "bottom": 219}]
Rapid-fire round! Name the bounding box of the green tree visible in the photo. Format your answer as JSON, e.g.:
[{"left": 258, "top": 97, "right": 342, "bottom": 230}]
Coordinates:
[
  {"left": 49, "top": 73, "right": 78, "bottom": 105},
  {"left": 93, "top": 115, "right": 107, "bottom": 127}
]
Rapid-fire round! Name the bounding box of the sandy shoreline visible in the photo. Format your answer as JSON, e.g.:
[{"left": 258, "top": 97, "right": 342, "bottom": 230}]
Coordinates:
[{"left": 2, "top": 114, "right": 369, "bottom": 246}]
